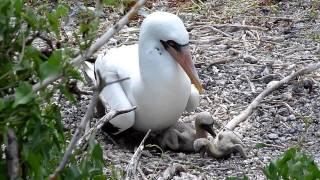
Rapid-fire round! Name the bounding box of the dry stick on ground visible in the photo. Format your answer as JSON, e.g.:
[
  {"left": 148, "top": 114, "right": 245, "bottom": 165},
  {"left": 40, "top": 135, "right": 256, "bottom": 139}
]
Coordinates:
[
  {"left": 225, "top": 62, "right": 320, "bottom": 130},
  {"left": 138, "top": 164, "right": 148, "bottom": 180},
  {"left": 208, "top": 57, "right": 237, "bottom": 67},
  {"left": 5, "top": 0, "right": 147, "bottom": 101},
  {"left": 244, "top": 74, "right": 256, "bottom": 93},
  {"left": 78, "top": 106, "right": 137, "bottom": 148},
  {"left": 211, "top": 23, "right": 268, "bottom": 31},
  {"left": 125, "top": 129, "right": 151, "bottom": 180},
  {"left": 6, "top": 129, "right": 19, "bottom": 180},
  {"left": 199, "top": 26, "right": 232, "bottom": 37},
  {"left": 193, "top": 22, "right": 268, "bottom": 31},
  {"left": 248, "top": 140, "right": 286, "bottom": 149}
]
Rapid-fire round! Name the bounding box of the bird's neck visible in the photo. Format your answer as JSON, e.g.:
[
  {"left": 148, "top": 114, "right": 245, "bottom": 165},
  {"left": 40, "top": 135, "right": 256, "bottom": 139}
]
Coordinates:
[
  {"left": 195, "top": 124, "right": 208, "bottom": 138},
  {"left": 207, "top": 142, "right": 221, "bottom": 158}
]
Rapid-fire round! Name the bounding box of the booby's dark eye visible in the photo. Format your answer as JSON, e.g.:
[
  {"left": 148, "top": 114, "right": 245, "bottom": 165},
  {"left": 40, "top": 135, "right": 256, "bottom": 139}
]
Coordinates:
[
  {"left": 167, "top": 40, "right": 177, "bottom": 47},
  {"left": 160, "top": 40, "right": 182, "bottom": 51}
]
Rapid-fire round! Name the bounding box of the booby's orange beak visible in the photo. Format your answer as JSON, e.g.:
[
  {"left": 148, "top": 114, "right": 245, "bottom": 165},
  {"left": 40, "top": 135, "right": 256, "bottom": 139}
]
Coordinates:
[{"left": 165, "top": 43, "right": 203, "bottom": 93}]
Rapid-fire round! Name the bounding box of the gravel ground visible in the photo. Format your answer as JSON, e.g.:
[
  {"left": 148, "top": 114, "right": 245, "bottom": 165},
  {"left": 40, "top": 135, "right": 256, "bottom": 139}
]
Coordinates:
[{"left": 61, "top": 0, "right": 320, "bottom": 179}]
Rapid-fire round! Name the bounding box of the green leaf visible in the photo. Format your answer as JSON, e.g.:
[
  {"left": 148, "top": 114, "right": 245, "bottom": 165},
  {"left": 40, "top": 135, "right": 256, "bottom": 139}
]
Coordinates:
[
  {"left": 64, "top": 165, "right": 81, "bottom": 179},
  {"left": 264, "top": 147, "right": 320, "bottom": 179},
  {"left": 102, "top": 0, "right": 119, "bottom": 6},
  {"left": 23, "top": 9, "right": 38, "bottom": 28},
  {"left": 25, "top": 46, "right": 45, "bottom": 64},
  {"left": 14, "top": 0, "right": 22, "bottom": 16},
  {"left": 39, "top": 50, "right": 62, "bottom": 80},
  {"left": 0, "top": 99, "right": 4, "bottom": 111},
  {"left": 0, "top": 160, "right": 7, "bottom": 180},
  {"left": 93, "top": 174, "right": 107, "bottom": 180},
  {"left": 56, "top": 4, "right": 69, "bottom": 17},
  {"left": 226, "top": 176, "right": 250, "bottom": 180},
  {"left": 80, "top": 23, "right": 90, "bottom": 34},
  {"left": 0, "top": 0, "right": 11, "bottom": 16},
  {"left": 255, "top": 143, "right": 267, "bottom": 149},
  {"left": 47, "top": 12, "right": 60, "bottom": 38},
  {"left": 27, "top": 153, "right": 42, "bottom": 178},
  {"left": 65, "top": 65, "right": 84, "bottom": 82},
  {"left": 264, "top": 161, "right": 279, "bottom": 180},
  {"left": 226, "top": 177, "right": 241, "bottom": 180},
  {"left": 59, "top": 84, "right": 76, "bottom": 103},
  {"left": 50, "top": 104, "right": 64, "bottom": 134},
  {"left": 91, "top": 143, "right": 103, "bottom": 161},
  {"left": 13, "top": 82, "right": 35, "bottom": 107}
]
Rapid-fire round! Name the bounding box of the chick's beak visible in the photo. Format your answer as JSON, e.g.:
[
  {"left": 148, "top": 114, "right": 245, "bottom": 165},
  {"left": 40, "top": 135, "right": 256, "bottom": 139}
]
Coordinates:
[
  {"left": 201, "top": 124, "right": 216, "bottom": 138},
  {"left": 166, "top": 44, "right": 203, "bottom": 93}
]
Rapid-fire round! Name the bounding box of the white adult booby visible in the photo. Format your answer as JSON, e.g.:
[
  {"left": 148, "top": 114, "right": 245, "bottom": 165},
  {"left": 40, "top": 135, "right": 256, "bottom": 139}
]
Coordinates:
[{"left": 94, "top": 12, "right": 202, "bottom": 134}]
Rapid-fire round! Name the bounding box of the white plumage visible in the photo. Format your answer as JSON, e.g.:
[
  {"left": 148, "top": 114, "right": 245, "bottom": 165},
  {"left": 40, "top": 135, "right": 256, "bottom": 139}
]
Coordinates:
[{"left": 94, "top": 12, "right": 202, "bottom": 134}]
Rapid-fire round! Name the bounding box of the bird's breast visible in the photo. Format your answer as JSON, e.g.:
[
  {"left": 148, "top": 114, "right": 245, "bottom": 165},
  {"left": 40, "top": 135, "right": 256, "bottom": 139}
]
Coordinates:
[{"left": 131, "top": 66, "right": 191, "bottom": 132}]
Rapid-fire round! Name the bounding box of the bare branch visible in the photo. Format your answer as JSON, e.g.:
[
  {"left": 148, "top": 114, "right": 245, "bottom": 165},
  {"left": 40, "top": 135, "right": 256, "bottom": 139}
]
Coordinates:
[
  {"left": 6, "top": 129, "right": 19, "bottom": 180},
  {"left": 125, "top": 129, "right": 151, "bottom": 180},
  {"left": 225, "top": 62, "right": 320, "bottom": 130}
]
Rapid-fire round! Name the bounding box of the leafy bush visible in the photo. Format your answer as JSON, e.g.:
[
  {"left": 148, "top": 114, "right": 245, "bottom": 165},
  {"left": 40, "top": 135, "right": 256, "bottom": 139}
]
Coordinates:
[
  {"left": 264, "top": 147, "right": 320, "bottom": 179},
  {"left": 0, "top": 0, "right": 107, "bottom": 178}
]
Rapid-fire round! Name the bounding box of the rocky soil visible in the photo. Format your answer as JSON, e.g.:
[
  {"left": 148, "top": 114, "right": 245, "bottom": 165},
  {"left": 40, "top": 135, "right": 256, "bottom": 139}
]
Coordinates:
[{"left": 61, "top": 0, "right": 320, "bottom": 179}]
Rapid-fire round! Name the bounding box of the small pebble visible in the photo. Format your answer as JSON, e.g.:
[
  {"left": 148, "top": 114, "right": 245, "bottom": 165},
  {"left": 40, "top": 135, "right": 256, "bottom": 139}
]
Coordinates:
[
  {"left": 178, "top": 153, "right": 186, "bottom": 159},
  {"left": 288, "top": 128, "right": 297, "bottom": 134},
  {"left": 280, "top": 137, "right": 286, "bottom": 142},
  {"left": 278, "top": 108, "right": 289, "bottom": 116},
  {"left": 268, "top": 133, "right": 278, "bottom": 140},
  {"left": 287, "top": 114, "right": 296, "bottom": 121}
]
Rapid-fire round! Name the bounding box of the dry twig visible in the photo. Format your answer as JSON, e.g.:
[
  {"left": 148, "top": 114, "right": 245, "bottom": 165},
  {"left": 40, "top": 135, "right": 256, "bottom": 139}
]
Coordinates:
[
  {"left": 199, "top": 26, "right": 232, "bottom": 37},
  {"left": 208, "top": 57, "right": 237, "bottom": 67},
  {"left": 211, "top": 23, "right": 268, "bottom": 31},
  {"left": 138, "top": 165, "right": 148, "bottom": 180},
  {"left": 194, "top": 22, "right": 268, "bottom": 31},
  {"left": 125, "top": 129, "right": 151, "bottom": 180},
  {"left": 157, "top": 163, "right": 185, "bottom": 180},
  {"left": 225, "top": 62, "right": 320, "bottom": 130},
  {"left": 244, "top": 74, "right": 256, "bottom": 93}
]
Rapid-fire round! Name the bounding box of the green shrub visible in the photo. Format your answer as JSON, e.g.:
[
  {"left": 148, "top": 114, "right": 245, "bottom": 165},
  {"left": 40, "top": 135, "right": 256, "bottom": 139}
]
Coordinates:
[
  {"left": 0, "top": 0, "right": 106, "bottom": 178},
  {"left": 264, "top": 147, "right": 320, "bottom": 180}
]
